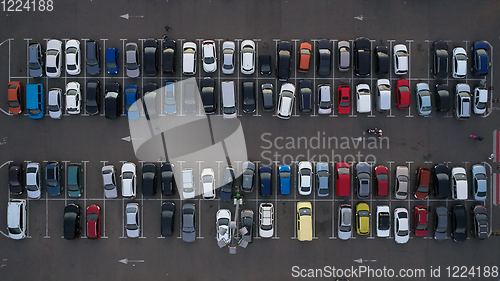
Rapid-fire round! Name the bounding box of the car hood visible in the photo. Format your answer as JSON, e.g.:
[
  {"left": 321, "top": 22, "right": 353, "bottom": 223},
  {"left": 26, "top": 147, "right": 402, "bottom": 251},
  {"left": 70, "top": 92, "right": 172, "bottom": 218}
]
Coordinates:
[
  {"left": 338, "top": 230, "right": 351, "bottom": 240},
  {"left": 183, "top": 231, "right": 196, "bottom": 242},
  {"left": 259, "top": 228, "right": 273, "bottom": 238}
]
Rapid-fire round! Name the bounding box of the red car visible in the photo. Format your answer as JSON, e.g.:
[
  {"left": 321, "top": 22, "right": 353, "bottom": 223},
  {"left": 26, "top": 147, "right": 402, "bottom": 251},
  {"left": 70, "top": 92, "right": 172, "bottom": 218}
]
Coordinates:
[
  {"left": 337, "top": 85, "right": 351, "bottom": 114},
  {"left": 396, "top": 79, "right": 410, "bottom": 109},
  {"left": 335, "top": 162, "right": 350, "bottom": 196},
  {"left": 7, "top": 81, "right": 22, "bottom": 114},
  {"left": 86, "top": 205, "right": 101, "bottom": 239},
  {"left": 415, "top": 167, "right": 431, "bottom": 199},
  {"left": 298, "top": 42, "right": 312, "bottom": 73},
  {"left": 374, "top": 165, "right": 388, "bottom": 197},
  {"left": 414, "top": 206, "right": 428, "bottom": 236}
]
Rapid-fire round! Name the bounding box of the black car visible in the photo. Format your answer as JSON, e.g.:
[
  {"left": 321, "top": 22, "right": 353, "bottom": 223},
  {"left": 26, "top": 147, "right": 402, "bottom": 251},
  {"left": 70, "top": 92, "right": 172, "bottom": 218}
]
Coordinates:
[
  {"left": 142, "top": 163, "right": 157, "bottom": 196},
  {"left": 161, "top": 163, "right": 175, "bottom": 196},
  {"left": 63, "top": 203, "right": 80, "bottom": 240},
  {"left": 144, "top": 39, "right": 158, "bottom": 76},
  {"left": 435, "top": 84, "right": 450, "bottom": 112},
  {"left": 144, "top": 82, "right": 158, "bottom": 95},
  {"left": 433, "top": 41, "right": 448, "bottom": 78},
  {"left": 354, "top": 37, "right": 371, "bottom": 77},
  {"left": 240, "top": 209, "right": 254, "bottom": 243},
  {"left": 8, "top": 162, "right": 23, "bottom": 195},
  {"left": 276, "top": 41, "right": 291, "bottom": 81},
  {"left": 472, "top": 205, "right": 489, "bottom": 239},
  {"left": 162, "top": 39, "right": 176, "bottom": 74},
  {"left": 317, "top": 39, "right": 332, "bottom": 77},
  {"left": 219, "top": 166, "right": 235, "bottom": 201},
  {"left": 299, "top": 80, "right": 313, "bottom": 113},
  {"left": 375, "top": 45, "right": 389, "bottom": 74},
  {"left": 86, "top": 40, "right": 100, "bottom": 75},
  {"left": 161, "top": 202, "right": 175, "bottom": 237},
  {"left": 200, "top": 78, "right": 216, "bottom": 114},
  {"left": 433, "top": 163, "right": 450, "bottom": 198},
  {"left": 242, "top": 80, "right": 256, "bottom": 114},
  {"left": 259, "top": 55, "right": 272, "bottom": 75},
  {"left": 105, "top": 82, "right": 121, "bottom": 119},
  {"left": 451, "top": 204, "right": 467, "bottom": 243},
  {"left": 86, "top": 79, "right": 100, "bottom": 115},
  {"left": 261, "top": 83, "right": 274, "bottom": 111}
]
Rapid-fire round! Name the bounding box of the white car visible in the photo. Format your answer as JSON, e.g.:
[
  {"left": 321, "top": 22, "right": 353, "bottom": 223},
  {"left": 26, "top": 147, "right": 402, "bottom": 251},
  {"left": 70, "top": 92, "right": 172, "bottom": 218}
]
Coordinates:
[
  {"left": 102, "top": 165, "right": 118, "bottom": 199},
  {"left": 259, "top": 203, "right": 274, "bottom": 238},
  {"left": 65, "top": 82, "right": 81, "bottom": 114},
  {"left": 222, "top": 41, "right": 235, "bottom": 74},
  {"left": 240, "top": 40, "right": 255, "bottom": 74},
  {"left": 202, "top": 40, "right": 217, "bottom": 73},
  {"left": 451, "top": 167, "right": 468, "bottom": 200},
  {"left": 473, "top": 86, "right": 488, "bottom": 114},
  {"left": 182, "top": 42, "right": 197, "bottom": 75},
  {"left": 356, "top": 83, "right": 371, "bottom": 113},
  {"left": 376, "top": 205, "right": 391, "bottom": 237},
  {"left": 216, "top": 209, "right": 231, "bottom": 245},
  {"left": 201, "top": 168, "right": 215, "bottom": 200},
  {"left": 317, "top": 84, "right": 332, "bottom": 114},
  {"left": 121, "top": 162, "right": 136, "bottom": 198},
  {"left": 277, "top": 83, "right": 295, "bottom": 119},
  {"left": 46, "top": 39, "right": 63, "bottom": 78},
  {"left": 65, "top": 39, "right": 81, "bottom": 75},
  {"left": 25, "top": 162, "right": 41, "bottom": 199},
  {"left": 126, "top": 203, "right": 140, "bottom": 238},
  {"left": 48, "top": 88, "right": 62, "bottom": 119},
  {"left": 452, "top": 47, "right": 467, "bottom": 78},
  {"left": 394, "top": 208, "right": 409, "bottom": 244},
  {"left": 7, "top": 199, "right": 27, "bottom": 240},
  {"left": 393, "top": 44, "right": 408, "bottom": 75},
  {"left": 338, "top": 204, "right": 352, "bottom": 240},
  {"left": 376, "top": 79, "right": 391, "bottom": 111},
  {"left": 298, "top": 161, "right": 313, "bottom": 195},
  {"left": 182, "top": 168, "right": 195, "bottom": 199}
]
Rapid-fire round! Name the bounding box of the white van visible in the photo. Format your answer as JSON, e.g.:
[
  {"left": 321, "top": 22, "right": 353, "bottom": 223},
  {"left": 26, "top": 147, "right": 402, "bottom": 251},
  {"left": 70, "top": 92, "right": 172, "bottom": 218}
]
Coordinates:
[
  {"left": 182, "top": 42, "right": 197, "bottom": 75},
  {"left": 8, "top": 199, "right": 27, "bottom": 240},
  {"left": 221, "top": 81, "right": 237, "bottom": 119},
  {"left": 182, "top": 168, "right": 195, "bottom": 199},
  {"left": 376, "top": 79, "right": 391, "bottom": 111}
]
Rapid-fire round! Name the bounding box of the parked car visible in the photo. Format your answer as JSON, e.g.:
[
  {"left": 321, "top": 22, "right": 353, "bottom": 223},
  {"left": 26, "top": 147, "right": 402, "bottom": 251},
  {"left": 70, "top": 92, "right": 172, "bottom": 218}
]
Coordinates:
[
  {"left": 124, "top": 85, "right": 139, "bottom": 120},
  {"left": 276, "top": 41, "right": 291, "bottom": 80},
  {"left": 216, "top": 209, "right": 231, "bottom": 245},
  {"left": 143, "top": 38, "right": 158, "bottom": 76},
  {"left": 472, "top": 164, "right": 487, "bottom": 200},
  {"left": 433, "top": 163, "right": 450, "bottom": 198},
  {"left": 221, "top": 81, "right": 236, "bottom": 119},
  {"left": 162, "top": 39, "right": 176, "bottom": 74},
  {"left": 202, "top": 40, "right": 217, "bottom": 73},
  {"left": 259, "top": 203, "right": 274, "bottom": 238},
  {"left": 25, "top": 162, "right": 41, "bottom": 199},
  {"left": 161, "top": 202, "right": 175, "bottom": 237},
  {"left": 219, "top": 166, "right": 234, "bottom": 201},
  {"left": 318, "top": 84, "right": 332, "bottom": 114},
  {"left": 201, "top": 168, "right": 215, "bottom": 200},
  {"left": 433, "top": 41, "right": 448, "bottom": 78},
  {"left": 222, "top": 41, "right": 235, "bottom": 74},
  {"left": 376, "top": 79, "right": 391, "bottom": 111},
  {"left": 472, "top": 205, "right": 489, "bottom": 239},
  {"left": 396, "top": 79, "right": 410, "bottom": 109},
  {"left": 65, "top": 82, "right": 81, "bottom": 115},
  {"left": 356, "top": 203, "right": 370, "bottom": 235},
  {"left": 394, "top": 208, "right": 409, "bottom": 244},
  {"left": 182, "top": 42, "right": 197, "bottom": 75},
  {"left": 376, "top": 205, "right": 390, "bottom": 237},
  {"left": 277, "top": 83, "right": 295, "bottom": 119},
  {"left": 338, "top": 41, "right": 350, "bottom": 71},
  {"left": 104, "top": 82, "right": 121, "bottom": 119},
  {"left": 86, "top": 40, "right": 100, "bottom": 75},
  {"left": 63, "top": 203, "right": 80, "bottom": 240},
  {"left": 161, "top": 163, "right": 175, "bottom": 196},
  {"left": 142, "top": 163, "right": 157, "bottom": 196},
  {"left": 451, "top": 204, "right": 467, "bottom": 242},
  {"left": 435, "top": 84, "right": 450, "bottom": 112},
  {"left": 65, "top": 39, "right": 81, "bottom": 75},
  {"left": 163, "top": 81, "right": 176, "bottom": 114},
  {"left": 259, "top": 54, "right": 272, "bottom": 75},
  {"left": 338, "top": 204, "right": 352, "bottom": 240},
  {"left": 182, "top": 203, "right": 196, "bottom": 242},
  {"left": 28, "top": 43, "right": 43, "bottom": 77},
  {"left": 455, "top": 83, "right": 471, "bottom": 119},
  {"left": 414, "top": 206, "right": 428, "bottom": 236},
  {"left": 241, "top": 162, "right": 255, "bottom": 193},
  {"left": 393, "top": 44, "right": 408, "bottom": 75},
  {"left": 241, "top": 209, "right": 254, "bottom": 243},
  {"left": 7, "top": 199, "right": 27, "bottom": 240},
  {"left": 106, "top": 47, "right": 119, "bottom": 74},
  {"left": 26, "top": 83, "right": 44, "bottom": 119},
  {"left": 472, "top": 41, "right": 489, "bottom": 76},
  {"left": 7, "top": 81, "right": 22, "bottom": 115},
  {"left": 8, "top": 162, "right": 23, "bottom": 195},
  {"left": 316, "top": 162, "right": 330, "bottom": 196},
  {"left": 125, "top": 42, "right": 140, "bottom": 77},
  {"left": 451, "top": 166, "right": 468, "bottom": 200},
  {"left": 182, "top": 168, "right": 195, "bottom": 199},
  {"left": 317, "top": 39, "right": 331, "bottom": 76},
  {"left": 415, "top": 167, "right": 431, "bottom": 199},
  {"left": 375, "top": 45, "right": 389, "bottom": 74},
  {"left": 374, "top": 165, "right": 388, "bottom": 197},
  {"left": 278, "top": 165, "right": 291, "bottom": 195},
  {"left": 86, "top": 80, "right": 100, "bottom": 115},
  {"left": 45, "top": 161, "right": 62, "bottom": 196},
  {"left": 143, "top": 85, "right": 160, "bottom": 119},
  {"left": 335, "top": 162, "right": 350, "bottom": 196},
  {"left": 298, "top": 161, "right": 313, "bottom": 195},
  {"left": 434, "top": 206, "right": 448, "bottom": 241},
  {"left": 86, "top": 205, "right": 100, "bottom": 239},
  {"left": 261, "top": 83, "right": 274, "bottom": 111},
  {"left": 337, "top": 85, "right": 350, "bottom": 114},
  {"left": 356, "top": 162, "right": 370, "bottom": 199},
  {"left": 416, "top": 82, "right": 432, "bottom": 116},
  {"left": 242, "top": 80, "right": 256, "bottom": 114},
  {"left": 241, "top": 40, "right": 256, "bottom": 74},
  {"left": 354, "top": 37, "right": 370, "bottom": 76},
  {"left": 299, "top": 80, "right": 312, "bottom": 113},
  {"left": 67, "top": 163, "right": 82, "bottom": 198},
  {"left": 199, "top": 78, "right": 215, "bottom": 114},
  {"left": 121, "top": 162, "right": 137, "bottom": 198},
  {"left": 102, "top": 165, "right": 118, "bottom": 199},
  {"left": 297, "top": 202, "right": 313, "bottom": 241},
  {"left": 452, "top": 47, "right": 467, "bottom": 78},
  {"left": 46, "top": 39, "right": 63, "bottom": 77},
  {"left": 259, "top": 166, "right": 272, "bottom": 196},
  {"left": 298, "top": 42, "right": 312, "bottom": 73},
  {"left": 395, "top": 166, "right": 409, "bottom": 199},
  {"left": 48, "top": 88, "right": 62, "bottom": 119},
  {"left": 356, "top": 83, "right": 371, "bottom": 113},
  {"left": 473, "top": 86, "right": 488, "bottom": 114},
  {"left": 126, "top": 203, "right": 140, "bottom": 238}
]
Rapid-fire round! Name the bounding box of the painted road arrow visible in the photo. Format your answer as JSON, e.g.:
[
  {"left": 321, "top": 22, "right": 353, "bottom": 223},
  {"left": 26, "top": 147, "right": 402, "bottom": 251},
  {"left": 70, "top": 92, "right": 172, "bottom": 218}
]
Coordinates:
[
  {"left": 354, "top": 258, "right": 377, "bottom": 264},
  {"left": 120, "top": 14, "right": 144, "bottom": 20},
  {"left": 119, "top": 258, "right": 145, "bottom": 264}
]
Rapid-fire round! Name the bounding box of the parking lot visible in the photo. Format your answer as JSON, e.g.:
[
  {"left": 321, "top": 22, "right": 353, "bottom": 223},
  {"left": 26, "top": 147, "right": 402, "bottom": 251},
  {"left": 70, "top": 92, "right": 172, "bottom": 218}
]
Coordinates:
[{"left": 1, "top": 0, "right": 500, "bottom": 280}]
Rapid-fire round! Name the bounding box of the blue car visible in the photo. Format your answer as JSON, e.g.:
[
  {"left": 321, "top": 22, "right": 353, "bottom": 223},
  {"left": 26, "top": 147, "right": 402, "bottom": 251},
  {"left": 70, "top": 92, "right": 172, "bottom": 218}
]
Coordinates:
[
  {"left": 472, "top": 41, "right": 488, "bottom": 76},
  {"left": 164, "top": 81, "right": 176, "bottom": 114},
  {"left": 259, "top": 166, "right": 272, "bottom": 196},
  {"left": 46, "top": 161, "right": 62, "bottom": 196},
  {"left": 26, "top": 83, "right": 44, "bottom": 119},
  {"left": 106, "top": 48, "right": 119, "bottom": 74},
  {"left": 125, "top": 85, "right": 140, "bottom": 120},
  {"left": 278, "top": 165, "right": 291, "bottom": 195}
]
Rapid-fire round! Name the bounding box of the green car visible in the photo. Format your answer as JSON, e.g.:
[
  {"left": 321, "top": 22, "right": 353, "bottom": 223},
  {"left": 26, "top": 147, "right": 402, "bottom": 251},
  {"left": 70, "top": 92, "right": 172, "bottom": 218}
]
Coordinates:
[{"left": 67, "top": 163, "right": 83, "bottom": 197}]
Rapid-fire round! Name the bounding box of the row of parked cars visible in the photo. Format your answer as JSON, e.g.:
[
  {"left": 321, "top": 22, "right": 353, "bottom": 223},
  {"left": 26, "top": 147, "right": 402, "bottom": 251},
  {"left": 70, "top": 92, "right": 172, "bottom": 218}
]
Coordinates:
[
  {"left": 9, "top": 161, "right": 488, "bottom": 201},
  {"left": 27, "top": 39, "right": 490, "bottom": 79}
]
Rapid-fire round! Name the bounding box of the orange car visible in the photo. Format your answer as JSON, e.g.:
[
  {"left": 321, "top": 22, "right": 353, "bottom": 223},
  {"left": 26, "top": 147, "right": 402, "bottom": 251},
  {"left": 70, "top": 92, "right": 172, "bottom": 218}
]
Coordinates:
[
  {"left": 298, "top": 42, "right": 312, "bottom": 73},
  {"left": 7, "top": 81, "right": 22, "bottom": 114}
]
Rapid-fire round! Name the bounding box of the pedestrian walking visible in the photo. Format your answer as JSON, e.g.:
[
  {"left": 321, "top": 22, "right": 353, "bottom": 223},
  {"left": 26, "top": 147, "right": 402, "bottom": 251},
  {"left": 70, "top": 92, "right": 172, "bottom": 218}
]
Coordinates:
[{"left": 489, "top": 154, "right": 495, "bottom": 160}]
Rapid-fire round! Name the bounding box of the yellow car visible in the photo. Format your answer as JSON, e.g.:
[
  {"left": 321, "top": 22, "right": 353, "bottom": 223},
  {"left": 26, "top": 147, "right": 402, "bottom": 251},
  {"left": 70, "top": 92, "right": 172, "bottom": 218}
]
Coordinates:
[
  {"left": 297, "top": 202, "right": 313, "bottom": 241},
  {"left": 356, "top": 203, "right": 370, "bottom": 235}
]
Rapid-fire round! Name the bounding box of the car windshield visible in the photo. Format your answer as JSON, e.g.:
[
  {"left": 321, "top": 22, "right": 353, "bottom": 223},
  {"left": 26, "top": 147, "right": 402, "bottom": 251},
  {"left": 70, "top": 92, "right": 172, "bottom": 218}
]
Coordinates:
[
  {"left": 29, "top": 62, "right": 41, "bottom": 69},
  {"left": 476, "top": 214, "right": 487, "bottom": 221},
  {"left": 223, "top": 107, "right": 235, "bottom": 114},
  {"left": 87, "top": 213, "right": 98, "bottom": 221},
  {"left": 338, "top": 167, "right": 349, "bottom": 175},
  {"left": 397, "top": 230, "right": 408, "bottom": 236},
  {"left": 358, "top": 210, "right": 369, "bottom": 217},
  {"left": 127, "top": 223, "right": 138, "bottom": 230},
  {"left": 218, "top": 218, "right": 229, "bottom": 226},
  {"left": 123, "top": 172, "right": 134, "bottom": 179},
  {"left": 204, "top": 56, "right": 214, "bottom": 64},
  {"left": 202, "top": 175, "right": 212, "bottom": 183},
  {"left": 29, "top": 109, "right": 41, "bottom": 115},
  {"left": 261, "top": 224, "right": 272, "bottom": 230},
  {"left": 280, "top": 171, "right": 290, "bottom": 178},
  {"left": 399, "top": 86, "right": 409, "bottom": 92},
  {"left": 9, "top": 227, "right": 21, "bottom": 234},
  {"left": 377, "top": 174, "right": 388, "bottom": 181},
  {"left": 378, "top": 214, "right": 390, "bottom": 230},
  {"left": 299, "top": 208, "right": 311, "bottom": 216},
  {"left": 107, "top": 61, "right": 117, "bottom": 69}
]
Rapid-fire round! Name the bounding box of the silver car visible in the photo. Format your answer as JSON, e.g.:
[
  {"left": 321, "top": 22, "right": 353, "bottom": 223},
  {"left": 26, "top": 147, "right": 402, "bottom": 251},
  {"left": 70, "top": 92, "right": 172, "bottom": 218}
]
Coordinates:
[
  {"left": 277, "top": 83, "right": 295, "bottom": 119},
  {"left": 317, "top": 84, "right": 332, "bottom": 115},
  {"left": 338, "top": 204, "right": 352, "bottom": 240},
  {"left": 26, "top": 162, "right": 42, "bottom": 199},
  {"left": 182, "top": 203, "right": 196, "bottom": 242},
  {"left": 102, "top": 165, "right": 118, "bottom": 199},
  {"left": 222, "top": 41, "right": 235, "bottom": 74},
  {"left": 416, "top": 82, "right": 432, "bottom": 116},
  {"left": 48, "top": 88, "right": 62, "bottom": 119},
  {"left": 472, "top": 164, "right": 487, "bottom": 200},
  {"left": 338, "top": 41, "right": 350, "bottom": 71},
  {"left": 259, "top": 203, "right": 274, "bottom": 238},
  {"left": 125, "top": 42, "right": 140, "bottom": 78},
  {"left": 241, "top": 162, "right": 255, "bottom": 192},
  {"left": 45, "top": 39, "right": 63, "bottom": 78},
  {"left": 316, "top": 162, "right": 330, "bottom": 196},
  {"left": 356, "top": 162, "right": 371, "bottom": 199},
  {"left": 126, "top": 203, "right": 140, "bottom": 238},
  {"left": 395, "top": 166, "right": 409, "bottom": 199},
  {"left": 434, "top": 206, "right": 448, "bottom": 241}
]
